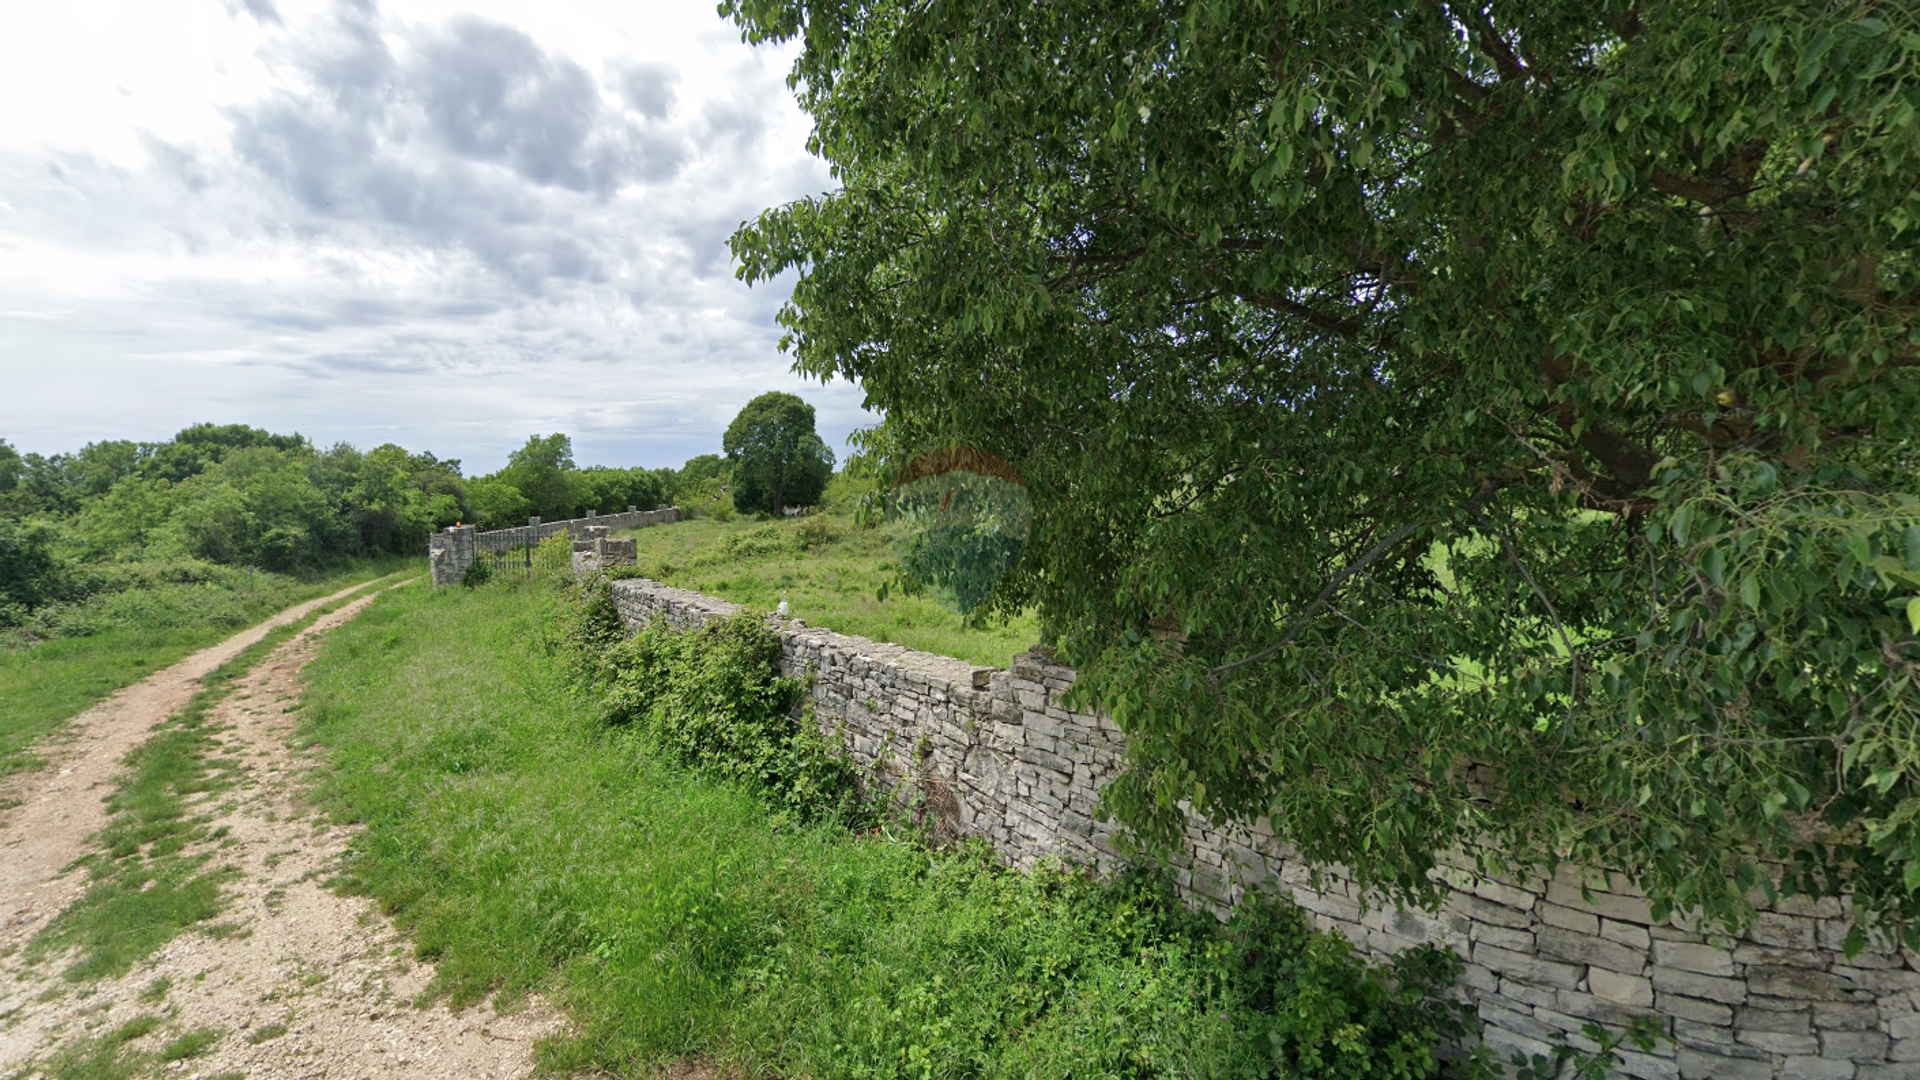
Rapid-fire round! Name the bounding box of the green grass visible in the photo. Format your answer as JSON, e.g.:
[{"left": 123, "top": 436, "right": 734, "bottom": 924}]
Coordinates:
[
  {"left": 624, "top": 514, "right": 1037, "bottom": 667},
  {"left": 0, "top": 554, "right": 414, "bottom": 778},
  {"left": 297, "top": 577, "right": 1467, "bottom": 1079},
  {"left": 246, "top": 1021, "right": 289, "bottom": 1045},
  {"left": 17, "top": 1015, "right": 165, "bottom": 1080},
  {"left": 158, "top": 1027, "right": 224, "bottom": 1061},
  {"left": 23, "top": 577, "right": 405, "bottom": 983}
]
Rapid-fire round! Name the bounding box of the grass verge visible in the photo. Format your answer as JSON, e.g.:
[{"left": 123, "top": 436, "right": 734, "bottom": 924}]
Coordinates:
[
  {"left": 299, "top": 575, "right": 1474, "bottom": 1078},
  {"left": 0, "top": 554, "right": 414, "bottom": 778},
  {"left": 623, "top": 513, "right": 1036, "bottom": 667},
  {"left": 21, "top": 576, "right": 407, "bottom": 983}
]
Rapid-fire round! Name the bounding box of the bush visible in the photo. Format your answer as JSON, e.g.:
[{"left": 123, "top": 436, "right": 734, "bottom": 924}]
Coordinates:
[
  {"left": 573, "top": 587, "right": 861, "bottom": 826},
  {"left": 0, "top": 517, "right": 64, "bottom": 612},
  {"left": 459, "top": 560, "right": 492, "bottom": 589}
]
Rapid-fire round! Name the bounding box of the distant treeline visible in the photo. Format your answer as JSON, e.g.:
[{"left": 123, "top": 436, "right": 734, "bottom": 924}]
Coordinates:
[{"left": 0, "top": 424, "right": 722, "bottom": 616}]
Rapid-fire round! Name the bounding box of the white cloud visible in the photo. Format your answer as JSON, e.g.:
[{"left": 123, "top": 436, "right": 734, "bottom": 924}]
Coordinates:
[{"left": 0, "top": 0, "right": 860, "bottom": 474}]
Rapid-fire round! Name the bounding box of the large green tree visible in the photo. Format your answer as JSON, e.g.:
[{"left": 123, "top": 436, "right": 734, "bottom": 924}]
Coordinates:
[
  {"left": 723, "top": 392, "right": 836, "bottom": 516},
  {"left": 728, "top": 0, "right": 1920, "bottom": 937},
  {"left": 501, "top": 434, "right": 589, "bottom": 521}
]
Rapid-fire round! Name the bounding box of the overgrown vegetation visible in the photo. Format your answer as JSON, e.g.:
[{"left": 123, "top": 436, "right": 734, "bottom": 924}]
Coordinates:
[
  {"left": 570, "top": 584, "right": 863, "bottom": 827},
  {"left": 298, "top": 572, "right": 1495, "bottom": 1078}
]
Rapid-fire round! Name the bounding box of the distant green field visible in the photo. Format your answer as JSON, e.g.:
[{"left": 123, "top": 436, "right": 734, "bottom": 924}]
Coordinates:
[
  {"left": 622, "top": 513, "right": 1038, "bottom": 668},
  {"left": 0, "top": 556, "right": 412, "bottom": 778}
]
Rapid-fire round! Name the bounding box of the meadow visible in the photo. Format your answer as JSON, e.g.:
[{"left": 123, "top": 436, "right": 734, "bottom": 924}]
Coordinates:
[
  {"left": 295, "top": 572, "right": 1471, "bottom": 1079},
  {"left": 621, "top": 507, "right": 1038, "bottom": 668}
]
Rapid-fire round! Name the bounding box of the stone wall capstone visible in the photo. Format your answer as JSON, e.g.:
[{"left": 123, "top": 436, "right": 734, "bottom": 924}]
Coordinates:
[{"left": 608, "top": 576, "right": 1920, "bottom": 1080}]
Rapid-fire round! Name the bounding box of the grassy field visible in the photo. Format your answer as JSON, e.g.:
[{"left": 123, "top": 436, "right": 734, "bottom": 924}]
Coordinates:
[
  {"left": 297, "top": 575, "right": 1466, "bottom": 1079},
  {"left": 0, "top": 556, "right": 413, "bottom": 778},
  {"left": 622, "top": 512, "right": 1038, "bottom": 668}
]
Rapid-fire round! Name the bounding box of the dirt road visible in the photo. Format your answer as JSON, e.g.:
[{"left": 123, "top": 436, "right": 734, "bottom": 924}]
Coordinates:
[{"left": 0, "top": 580, "right": 562, "bottom": 1078}]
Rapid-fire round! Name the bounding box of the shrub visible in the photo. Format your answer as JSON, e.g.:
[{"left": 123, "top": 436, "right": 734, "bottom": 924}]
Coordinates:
[
  {"left": 0, "top": 517, "right": 64, "bottom": 612},
  {"left": 581, "top": 598, "right": 861, "bottom": 826}
]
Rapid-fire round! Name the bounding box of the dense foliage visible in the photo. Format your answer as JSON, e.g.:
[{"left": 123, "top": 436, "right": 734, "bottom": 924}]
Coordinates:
[
  {"left": 888, "top": 470, "right": 1034, "bottom": 616},
  {"left": 567, "top": 581, "right": 861, "bottom": 825},
  {"left": 0, "top": 424, "right": 686, "bottom": 637},
  {"left": 728, "top": 0, "right": 1920, "bottom": 937},
  {"left": 724, "top": 391, "right": 836, "bottom": 515},
  {"left": 471, "top": 433, "right": 672, "bottom": 528}
]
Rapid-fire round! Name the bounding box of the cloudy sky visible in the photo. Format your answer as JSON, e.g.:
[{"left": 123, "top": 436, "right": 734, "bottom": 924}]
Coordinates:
[{"left": 0, "top": 0, "right": 866, "bottom": 474}]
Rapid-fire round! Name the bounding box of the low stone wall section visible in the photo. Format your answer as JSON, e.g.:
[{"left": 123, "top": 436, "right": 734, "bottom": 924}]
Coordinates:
[
  {"left": 429, "top": 508, "right": 677, "bottom": 587},
  {"left": 609, "top": 577, "right": 1920, "bottom": 1080},
  {"left": 475, "top": 507, "right": 678, "bottom": 553}
]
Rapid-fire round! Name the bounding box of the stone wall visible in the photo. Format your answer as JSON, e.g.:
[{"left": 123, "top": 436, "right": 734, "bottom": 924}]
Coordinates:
[
  {"left": 426, "top": 525, "right": 477, "bottom": 587},
  {"left": 610, "top": 577, "right": 1920, "bottom": 1080},
  {"left": 428, "top": 508, "right": 677, "bottom": 586}
]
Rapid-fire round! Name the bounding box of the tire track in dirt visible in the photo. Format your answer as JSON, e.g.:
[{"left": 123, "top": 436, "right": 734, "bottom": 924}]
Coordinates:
[
  {"left": 0, "top": 580, "right": 564, "bottom": 1078},
  {"left": 0, "top": 579, "right": 382, "bottom": 944}
]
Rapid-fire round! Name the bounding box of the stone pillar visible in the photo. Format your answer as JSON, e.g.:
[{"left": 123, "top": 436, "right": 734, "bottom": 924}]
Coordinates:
[
  {"left": 427, "top": 524, "right": 477, "bottom": 587},
  {"left": 530, "top": 515, "right": 541, "bottom": 526}
]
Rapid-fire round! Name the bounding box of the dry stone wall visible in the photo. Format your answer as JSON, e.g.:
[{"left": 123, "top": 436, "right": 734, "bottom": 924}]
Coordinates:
[
  {"left": 609, "top": 577, "right": 1920, "bottom": 1080},
  {"left": 428, "top": 508, "right": 677, "bottom": 586}
]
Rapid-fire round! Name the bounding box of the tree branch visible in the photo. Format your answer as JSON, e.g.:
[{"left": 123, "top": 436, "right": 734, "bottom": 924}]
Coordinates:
[{"left": 1207, "top": 519, "right": 1430, "bottom": 678}]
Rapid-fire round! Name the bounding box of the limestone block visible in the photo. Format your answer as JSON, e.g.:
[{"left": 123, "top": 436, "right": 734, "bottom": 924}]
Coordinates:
[
  {"left": 1746, "top": 965, "right": 1847, "bottom": 1001},
  {"left": 1474, "top": 922, "right": 1536, "bottom": 953},
  {"left": 1547, "top": 880, "right": 1655, "bottom": 925},
  {"left": 1589, "top": 967, "right": 1656, "bottom": 1007},
  {"left": 1819, "top": 1030, "right": 1891, "bottom": 1062},
  {"left": 1530, "top": 1005, "right": 1606, "bottom": 1051},
  {"left": 1652, "top": 967, "right": 1749, "bottom": 1006},
  {"left": 1732, "top": 943, "right": 1829, "bottom": 970},
  {"left": 1744, "top": 912, "right": 1819, "bottom": 950},
  {"left": 1809, "top": 1001, "right": 1881, "bottom": 1032},
  {"left": 1657, "top": 994, "right": 1735, "bottom": 1026},
  {"left": 1556, "top": 985, "right": 1660, "bottom": 1026},
  {"left": 1780, "top": 1059, "right": 1857, "bottom": 1080},
  {"left": 1673, "top": 1018, "right": 1757, "bottom": 1056},
  {"left": 1538, "top": 901, "right": 1602, "bottom": 936},
  {"left": 1473, "top": 943, "right": 1584, "bottom": 990},
  {"left": 1540, "top": 926, "right": 1647, "bottom": 974},
  {"left": 1500, "top": 977, "right": 1559, "bottom": 1010},
  {"left": 1446, "top": 891, "right": 1537, "bottom": 929},
  {"left": 1480, "top": 1024, "right": 1556, "bottom": 1068},
  {"left": 1602, "top": 918, "right": 1654, "bottom": 950},
  {"left": 1653, "top": 940, "right": 1737, "bottom": 977},
  {"left": 1613, "top": 1049, "right": 1682, "bottom": 1080},
  {"left": 1478, "top": 1002, "right": 1559, "bottom": 1044},
  {"left": 1732, "top": 1029, "right": 1819, "bottom": 1056}
]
